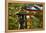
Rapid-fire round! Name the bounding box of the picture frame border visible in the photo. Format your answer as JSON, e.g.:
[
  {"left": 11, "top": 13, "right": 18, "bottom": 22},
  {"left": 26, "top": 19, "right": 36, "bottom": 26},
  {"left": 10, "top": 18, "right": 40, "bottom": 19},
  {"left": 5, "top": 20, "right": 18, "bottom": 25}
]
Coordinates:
[{"left": 5, "top": 0, "right": 45, "bottom": 32}]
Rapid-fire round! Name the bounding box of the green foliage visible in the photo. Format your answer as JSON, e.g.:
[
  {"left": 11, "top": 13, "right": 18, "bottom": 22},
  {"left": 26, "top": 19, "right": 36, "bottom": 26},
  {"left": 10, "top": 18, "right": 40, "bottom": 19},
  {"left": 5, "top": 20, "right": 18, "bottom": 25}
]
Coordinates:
[{"left": 8, "top": 3, "right": 43, "bottom": 30}]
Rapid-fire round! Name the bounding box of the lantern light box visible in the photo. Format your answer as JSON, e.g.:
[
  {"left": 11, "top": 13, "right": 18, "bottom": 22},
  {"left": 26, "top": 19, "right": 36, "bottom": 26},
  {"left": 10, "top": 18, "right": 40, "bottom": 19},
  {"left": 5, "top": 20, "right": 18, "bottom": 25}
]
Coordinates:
[{"left": 5, "top": 1, "right": 45, "bottom": 32}]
